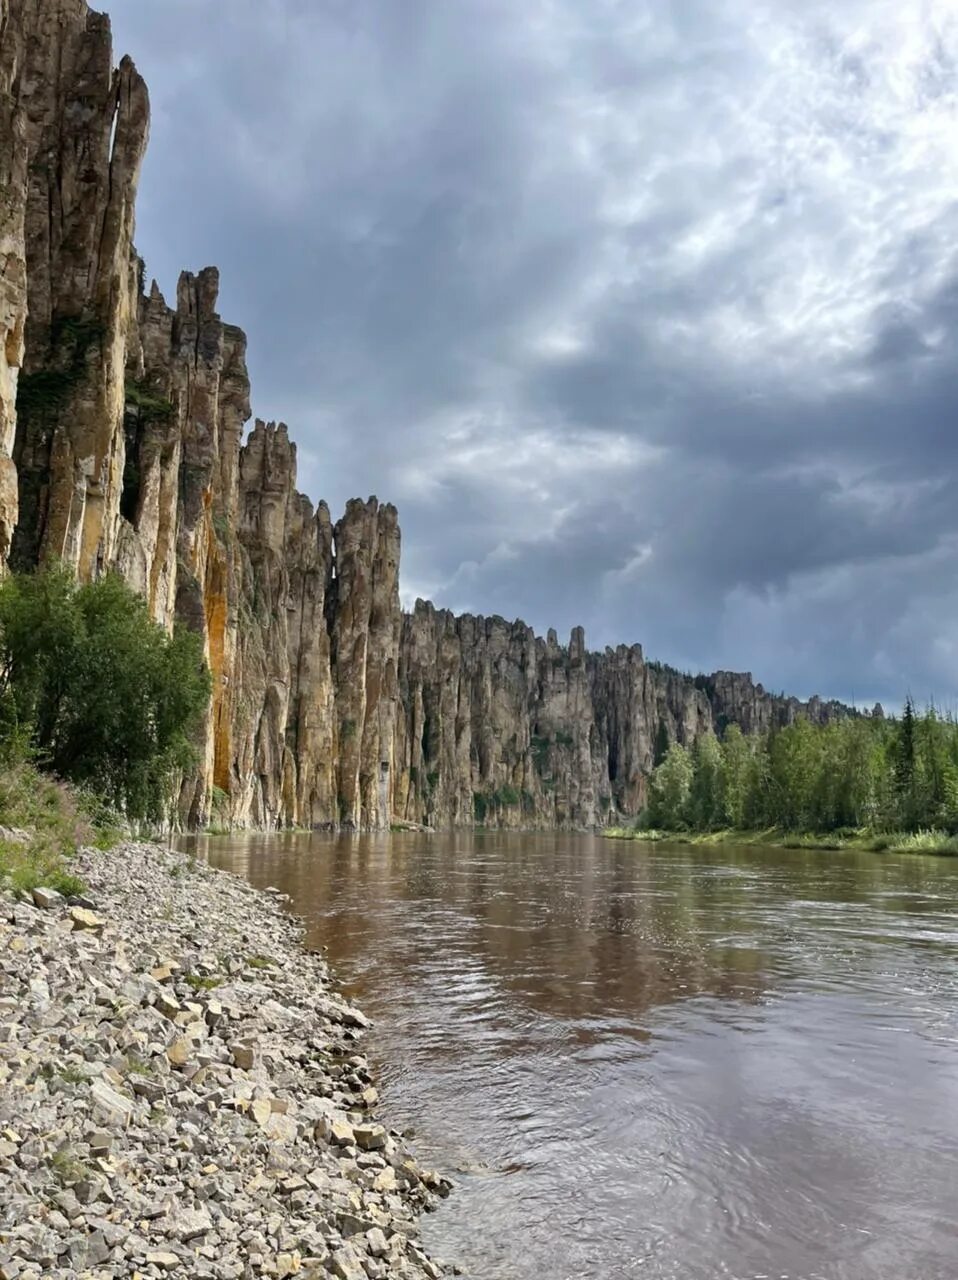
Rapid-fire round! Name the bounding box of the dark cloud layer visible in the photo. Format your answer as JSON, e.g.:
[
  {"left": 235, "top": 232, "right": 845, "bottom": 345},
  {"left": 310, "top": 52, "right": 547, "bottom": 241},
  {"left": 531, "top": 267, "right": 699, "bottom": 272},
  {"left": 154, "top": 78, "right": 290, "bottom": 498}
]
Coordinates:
[{"left": 108, "top": 0, "right": 958, "bottom": 707}]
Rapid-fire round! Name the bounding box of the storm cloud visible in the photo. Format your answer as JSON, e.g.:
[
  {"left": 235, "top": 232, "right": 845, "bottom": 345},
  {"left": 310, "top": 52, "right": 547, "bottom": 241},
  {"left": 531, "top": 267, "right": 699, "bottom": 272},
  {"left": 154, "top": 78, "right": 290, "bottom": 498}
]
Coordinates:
[{"left": 108, "top": 0, "right": 958, "bottom": 707}]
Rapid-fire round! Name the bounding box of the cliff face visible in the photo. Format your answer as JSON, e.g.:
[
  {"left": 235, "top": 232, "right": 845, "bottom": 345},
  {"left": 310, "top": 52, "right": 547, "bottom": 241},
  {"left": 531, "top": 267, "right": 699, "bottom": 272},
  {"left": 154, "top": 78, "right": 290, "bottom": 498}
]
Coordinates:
[
  {"left": 11, "top": 0, "right": 148, "bottom": 578},
  {"left": 392, "top": 604, "right": 843, "bottom": 830},
  {"left": 0, "top": 0, "right": 26, "bottom": 561},
  {"left": 1, "top": 0, "right": 851, "bottom": 831}
]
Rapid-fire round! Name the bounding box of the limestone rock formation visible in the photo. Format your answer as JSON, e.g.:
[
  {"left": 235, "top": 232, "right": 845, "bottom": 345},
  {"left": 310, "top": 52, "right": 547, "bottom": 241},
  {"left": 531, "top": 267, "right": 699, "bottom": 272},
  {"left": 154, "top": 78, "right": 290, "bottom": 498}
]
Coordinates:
[
  {"left": 0, "top": 0, "right": 853, "bottom": 832},
  {"left": 392, "top": 604, "right": 842, "bottom": 830},
  {"left": 0, "top": 0, "right": 26, "bottom": 562},
  {"left": 11, "top": 0, "right": 149, "bottom": 577}
]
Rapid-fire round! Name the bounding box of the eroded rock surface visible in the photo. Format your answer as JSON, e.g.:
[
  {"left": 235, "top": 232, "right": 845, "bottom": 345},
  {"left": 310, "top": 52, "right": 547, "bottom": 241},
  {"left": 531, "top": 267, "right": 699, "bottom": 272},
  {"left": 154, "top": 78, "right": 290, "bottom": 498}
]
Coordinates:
[
  {"left": 11, "top": 0, "right": 148, "bottom": 577},
  {"left": 0, "top": 0, "right": 25, "bottom": 562},
  {"left": 392, "top": 603, "right": 845, "bottom": 830}
]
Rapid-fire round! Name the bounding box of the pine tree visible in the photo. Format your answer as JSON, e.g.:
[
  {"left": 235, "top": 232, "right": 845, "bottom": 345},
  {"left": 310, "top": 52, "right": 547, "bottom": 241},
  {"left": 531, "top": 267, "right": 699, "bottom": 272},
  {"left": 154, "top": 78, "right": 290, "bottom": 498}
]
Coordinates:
[
  {"left": 894, "top": 697, "right": 918, "bottom": 829},
  {"left": 652, "top": 719, "right": 671, "bottom": 768}
]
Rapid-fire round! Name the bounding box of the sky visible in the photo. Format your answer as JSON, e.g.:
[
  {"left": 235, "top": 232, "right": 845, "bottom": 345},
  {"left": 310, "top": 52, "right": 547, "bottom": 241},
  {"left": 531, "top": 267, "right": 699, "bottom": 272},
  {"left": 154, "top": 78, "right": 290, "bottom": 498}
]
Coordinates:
[{"left": 106, "top": 0, "right": 958, "bottom": 708}]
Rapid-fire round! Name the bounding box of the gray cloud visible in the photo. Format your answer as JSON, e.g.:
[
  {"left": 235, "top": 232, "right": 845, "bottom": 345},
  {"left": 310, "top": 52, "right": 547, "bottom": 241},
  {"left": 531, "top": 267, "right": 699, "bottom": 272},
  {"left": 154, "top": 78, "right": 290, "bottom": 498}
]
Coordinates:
[{"left": 108, "top": 0, "right": 958, "bottom": 707}]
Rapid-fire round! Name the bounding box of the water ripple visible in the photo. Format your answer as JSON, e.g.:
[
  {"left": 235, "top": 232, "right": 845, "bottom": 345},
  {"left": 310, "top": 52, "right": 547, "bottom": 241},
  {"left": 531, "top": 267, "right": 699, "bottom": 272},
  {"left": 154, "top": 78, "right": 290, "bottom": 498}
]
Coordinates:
[{"left": 194, "top": 831, "right": 958, "bottom": 1280}]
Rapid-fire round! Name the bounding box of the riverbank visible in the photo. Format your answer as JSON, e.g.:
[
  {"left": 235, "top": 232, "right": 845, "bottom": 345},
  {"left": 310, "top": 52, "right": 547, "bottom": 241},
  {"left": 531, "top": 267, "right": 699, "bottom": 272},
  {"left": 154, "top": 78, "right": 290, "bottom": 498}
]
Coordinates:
[
  {"left": 604, "top": 826, "right": 958, "bottom": 855},
  {"left": 0, "top": 840, "right": 454, "bottom": 1280}
]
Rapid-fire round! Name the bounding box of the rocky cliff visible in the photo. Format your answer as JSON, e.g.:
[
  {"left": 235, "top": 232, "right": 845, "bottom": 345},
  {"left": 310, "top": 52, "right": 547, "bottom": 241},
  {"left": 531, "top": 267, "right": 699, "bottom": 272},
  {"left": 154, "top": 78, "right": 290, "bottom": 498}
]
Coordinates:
[
  {"left": 391, "top": 604, "right": 846, "bottom": 830},
  {"left": 0, "top": 0, "right": 27, "bottom": 562},
  {"left": 1, "top": 0, "right": 851, "bottom": 831}
]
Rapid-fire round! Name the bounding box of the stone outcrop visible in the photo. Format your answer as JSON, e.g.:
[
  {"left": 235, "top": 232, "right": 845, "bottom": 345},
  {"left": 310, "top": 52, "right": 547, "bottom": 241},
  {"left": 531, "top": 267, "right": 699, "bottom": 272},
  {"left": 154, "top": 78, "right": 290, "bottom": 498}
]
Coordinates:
[
  {"left": 1, "top": 0, "right": 853, "bottom": 832},
  {"left": 392, "top": 604, "right": 846, "bottom": 830},
  {"left": 0, "top": 0, "right": 26, "bottom": 562},
  {"left": 11, "top": 0, "right": 149, "bottom": 577}
]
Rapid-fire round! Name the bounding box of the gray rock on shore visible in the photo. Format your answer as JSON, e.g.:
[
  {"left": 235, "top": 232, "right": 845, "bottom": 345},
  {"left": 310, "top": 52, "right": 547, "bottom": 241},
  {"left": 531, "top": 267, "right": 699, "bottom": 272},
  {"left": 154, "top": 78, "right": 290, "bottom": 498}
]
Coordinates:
[{"left": 0, "top": 842, "right": 453, "bottom": 1279}]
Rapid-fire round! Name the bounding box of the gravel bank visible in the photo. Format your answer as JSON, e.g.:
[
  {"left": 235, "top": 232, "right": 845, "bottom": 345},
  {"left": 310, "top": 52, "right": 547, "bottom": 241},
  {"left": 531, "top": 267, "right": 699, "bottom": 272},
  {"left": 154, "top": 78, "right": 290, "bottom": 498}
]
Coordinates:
[{"left": 0, "top": 842, "right": 454, "bottom": 1280}]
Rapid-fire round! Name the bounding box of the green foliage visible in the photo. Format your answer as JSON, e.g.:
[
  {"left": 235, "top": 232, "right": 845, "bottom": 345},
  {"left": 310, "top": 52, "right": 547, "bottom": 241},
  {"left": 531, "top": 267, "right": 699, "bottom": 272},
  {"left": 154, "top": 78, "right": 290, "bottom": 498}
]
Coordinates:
[
  {"left": 125, "top": 1054, "right": 155, "bottom": 1077},
  {"left": 121, "top": 381, "right": 174, "bottom": 521},
  {"left": 530, "top": 734, "right": 551, "bottom": 772},
  {"left": 0, "top": 761, "right": 92, "bottom": 897},
  {"left": 642, "top": 706, "right": 958, "bottom": 839},
  {"left": 211, "top": 510, "right": 231, "bottom": 546},
  {"left": 887, "top": 829, "right": 958, "bottom": 853},
  {"left": 652, "top": 719, "right": 671, "bottom": 768},
  {"left": 646, "top": 742, "right": 694, "bottom": 829},
  {"left": 73, "top": 785, "right": 124, "bottom": 850},
  {"left": 0, "top": 836, "right": 85, "bottom": 898},
  {"left": 472, "top": 782, "right": 524, "bottom": 822},
  {"left": 184, "top": 974, "right": 221, "bottom": 992},
  {"left": 493, "top": 784, "right": 521, "bottom": 807},
  {"left": 719, "top": 725, "right": 751, "bottom": 828},
  {"left": 49, "top": 1146, "right": 93, "bottom": 1187},
  {"left": 124, "top": 378, "right": 174, "bottom": 423},
  {"left": 692, "top": 674, "right": 716, "bottom": 699},
  {"left": 688, "top": 732, "right": 724, "bottom": 829},
  {"left": 0, "top": 565, "right": 210, "bottom": 820},
  {"left": 16, "top": 316, "right": 104, "bottom": 422}
]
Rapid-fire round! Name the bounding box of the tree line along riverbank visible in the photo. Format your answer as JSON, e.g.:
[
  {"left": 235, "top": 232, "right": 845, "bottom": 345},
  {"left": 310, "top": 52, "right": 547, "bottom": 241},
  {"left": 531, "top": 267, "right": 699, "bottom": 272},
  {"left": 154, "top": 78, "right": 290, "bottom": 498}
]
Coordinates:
[
  {"left": 607, "top": 704, "right": 958, "bottom": 855},
  {"left": 605, "top": 826, "right": 958, "bottom": 855}
]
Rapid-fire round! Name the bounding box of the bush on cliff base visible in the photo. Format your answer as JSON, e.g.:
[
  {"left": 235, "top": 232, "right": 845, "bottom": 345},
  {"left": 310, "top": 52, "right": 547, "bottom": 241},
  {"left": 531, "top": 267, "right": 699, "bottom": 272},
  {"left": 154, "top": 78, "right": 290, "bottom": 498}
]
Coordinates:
[{"left": 0, "top": 565, "right": 211, "bottom": 821}]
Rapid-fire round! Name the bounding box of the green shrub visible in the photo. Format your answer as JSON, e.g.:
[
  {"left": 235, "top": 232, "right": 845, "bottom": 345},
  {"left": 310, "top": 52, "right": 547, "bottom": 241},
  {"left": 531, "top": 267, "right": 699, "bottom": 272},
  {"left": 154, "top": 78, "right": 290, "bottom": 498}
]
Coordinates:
[
  {"left": 124, "top": 379, "right": 174, "bottom": 422},
  {"left": 0, "top": 565, "right": 210, "bottom": 821},
  {"left": 493, "top": 785, "right": 521, "bottom": 807},
  {"left": 16, "top": 316, "right": 104, "bottom": 425},
  {"left": 184, "top": 974, "right": 221, "bottom": 992},
  {"left": 530, "top": 735, "right": 551, "bottom": 773},
  {"left": 888, "top": 829, "right": 958, "bottom": 854},
  {"left": 0, "top": 761, "right": 92, "bottom": 897},
  {"left": 211, "top": 511, "right": 231, "bottom": 546},
  {"left": 0, "top": 839, "right": 85, "bottom": 898}
]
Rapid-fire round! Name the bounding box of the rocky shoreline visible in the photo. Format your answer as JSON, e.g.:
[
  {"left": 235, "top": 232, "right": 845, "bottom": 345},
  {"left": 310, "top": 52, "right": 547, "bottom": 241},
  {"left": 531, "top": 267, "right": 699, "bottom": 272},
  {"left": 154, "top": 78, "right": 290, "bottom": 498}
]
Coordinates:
[{"left": 0, "top": 841, "right": 454, "bottom": 1280}]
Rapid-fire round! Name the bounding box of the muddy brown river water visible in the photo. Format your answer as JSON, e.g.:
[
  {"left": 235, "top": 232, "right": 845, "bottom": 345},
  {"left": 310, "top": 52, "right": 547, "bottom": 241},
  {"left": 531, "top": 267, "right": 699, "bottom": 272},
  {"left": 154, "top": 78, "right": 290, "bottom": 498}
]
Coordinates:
[{"left": 185, "top": 830, "right": 958, "bottom": 1280}]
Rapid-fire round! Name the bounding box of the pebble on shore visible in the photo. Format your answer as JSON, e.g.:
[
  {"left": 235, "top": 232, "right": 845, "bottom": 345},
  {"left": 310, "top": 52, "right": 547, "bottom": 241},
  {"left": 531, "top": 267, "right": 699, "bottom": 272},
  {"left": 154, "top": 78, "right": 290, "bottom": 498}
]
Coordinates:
[{"left": 0, "top": 842, "right": 454, "bottom": 1280}]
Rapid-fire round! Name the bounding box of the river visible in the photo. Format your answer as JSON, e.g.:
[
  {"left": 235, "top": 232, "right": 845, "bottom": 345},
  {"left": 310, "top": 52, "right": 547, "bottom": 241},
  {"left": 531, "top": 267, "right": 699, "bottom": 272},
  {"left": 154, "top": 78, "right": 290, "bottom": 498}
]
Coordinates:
[{"left": 185, "top": 830, "right": 958, "bottom": 1280}]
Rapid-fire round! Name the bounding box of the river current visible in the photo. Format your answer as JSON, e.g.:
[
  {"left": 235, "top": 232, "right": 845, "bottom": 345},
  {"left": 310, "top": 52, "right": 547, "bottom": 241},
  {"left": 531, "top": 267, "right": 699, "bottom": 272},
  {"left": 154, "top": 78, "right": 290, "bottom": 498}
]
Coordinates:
[{"left": 186, "top": 830, "right": 958, "bottom": 1280}]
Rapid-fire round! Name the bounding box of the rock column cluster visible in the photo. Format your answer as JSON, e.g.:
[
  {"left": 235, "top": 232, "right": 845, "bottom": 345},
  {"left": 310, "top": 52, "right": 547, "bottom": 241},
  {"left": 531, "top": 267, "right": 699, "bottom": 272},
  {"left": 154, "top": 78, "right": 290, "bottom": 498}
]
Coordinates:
[{"left": 392, "top": 603, "right": 848, "bottom": 830}]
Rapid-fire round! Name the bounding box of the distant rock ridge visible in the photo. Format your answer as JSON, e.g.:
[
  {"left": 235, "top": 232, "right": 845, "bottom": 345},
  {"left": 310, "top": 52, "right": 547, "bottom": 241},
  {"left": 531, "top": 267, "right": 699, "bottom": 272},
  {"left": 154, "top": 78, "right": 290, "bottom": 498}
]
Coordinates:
[{"left": 0, "top": 0, "right": 854, "bottom": 830}]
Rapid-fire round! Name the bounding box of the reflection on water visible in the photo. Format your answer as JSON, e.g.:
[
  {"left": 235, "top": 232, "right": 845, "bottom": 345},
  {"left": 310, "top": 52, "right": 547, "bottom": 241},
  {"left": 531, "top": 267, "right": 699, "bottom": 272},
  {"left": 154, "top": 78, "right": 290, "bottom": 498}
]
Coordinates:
[{"left": 183, "top": 830, "right": 958, "bottom": 1280}]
